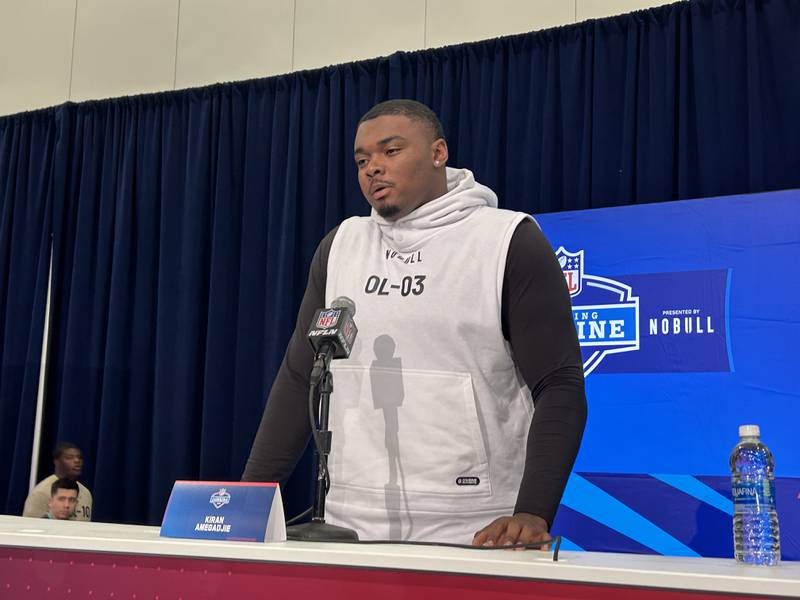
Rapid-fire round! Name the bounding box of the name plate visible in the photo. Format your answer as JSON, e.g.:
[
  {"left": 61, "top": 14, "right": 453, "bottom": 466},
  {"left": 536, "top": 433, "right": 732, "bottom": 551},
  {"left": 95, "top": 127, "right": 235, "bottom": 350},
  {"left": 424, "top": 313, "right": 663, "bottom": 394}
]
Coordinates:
[{"left": 160, "top": 481, "right": 286, "bottom": 542}]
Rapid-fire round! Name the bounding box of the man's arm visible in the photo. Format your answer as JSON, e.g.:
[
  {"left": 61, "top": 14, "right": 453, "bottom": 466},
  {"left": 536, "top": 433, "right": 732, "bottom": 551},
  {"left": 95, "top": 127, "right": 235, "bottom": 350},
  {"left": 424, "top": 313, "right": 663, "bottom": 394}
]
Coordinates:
[
  {"left": 241, "top": 227, "right": 338, "bottom": 484},
  {"left": 473, "top": 218, "right": 587, "bottom": 547}
]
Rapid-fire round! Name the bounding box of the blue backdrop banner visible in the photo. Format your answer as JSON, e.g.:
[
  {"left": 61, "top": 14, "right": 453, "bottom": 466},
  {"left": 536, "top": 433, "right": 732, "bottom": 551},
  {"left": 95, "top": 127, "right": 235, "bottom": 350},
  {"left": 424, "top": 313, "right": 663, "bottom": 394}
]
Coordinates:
[{"left": 538, "top": 189, "right": 800, "bottom": 560}]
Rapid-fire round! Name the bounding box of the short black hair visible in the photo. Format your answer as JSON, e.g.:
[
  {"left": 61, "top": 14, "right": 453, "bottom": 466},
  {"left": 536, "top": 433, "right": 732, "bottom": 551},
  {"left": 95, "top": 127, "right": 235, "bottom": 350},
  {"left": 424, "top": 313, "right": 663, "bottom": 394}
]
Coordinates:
[
  {"left": 358, "top": 99, "right": 445, "bottom": 142},
  {"left": 53, "top": 442, "right": 81, "bottom": 460},
  {"left": 50, "top": 478, "right": 79, "bottom": 497}
]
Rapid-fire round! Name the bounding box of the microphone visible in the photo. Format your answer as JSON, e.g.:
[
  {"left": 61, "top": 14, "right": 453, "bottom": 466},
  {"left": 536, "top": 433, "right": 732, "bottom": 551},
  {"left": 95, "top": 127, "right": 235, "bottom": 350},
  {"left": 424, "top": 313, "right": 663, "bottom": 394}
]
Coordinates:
[
  {"left": 307, "top": 296, "right": 358, "bottom": 385},
  {"left": 287, "top": 295, "right": 361, "bottom": 542}
]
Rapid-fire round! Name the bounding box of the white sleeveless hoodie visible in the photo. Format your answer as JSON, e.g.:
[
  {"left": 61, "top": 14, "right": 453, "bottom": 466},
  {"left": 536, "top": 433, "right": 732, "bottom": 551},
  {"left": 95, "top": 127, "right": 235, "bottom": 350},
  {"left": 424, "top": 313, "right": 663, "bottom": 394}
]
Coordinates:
[{"left": 324, "top": 167, "right": 533, "bottom": 544}]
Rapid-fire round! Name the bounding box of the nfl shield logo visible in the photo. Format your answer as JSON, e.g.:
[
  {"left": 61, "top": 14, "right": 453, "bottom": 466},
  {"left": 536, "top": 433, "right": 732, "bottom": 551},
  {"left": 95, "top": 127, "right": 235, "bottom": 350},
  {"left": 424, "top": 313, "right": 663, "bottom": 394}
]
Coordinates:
[
  {"left": 316, "top": 309, "right": 339, "bottom": 329},
  {"left": 343, "top": 318, "right": 354, "bottom": 340},
  {"left": 555, "top": 247, "right": 584, "bottom": 298},
  {"left": 209, "top": 488, "right": 231, "bottom": 509}
]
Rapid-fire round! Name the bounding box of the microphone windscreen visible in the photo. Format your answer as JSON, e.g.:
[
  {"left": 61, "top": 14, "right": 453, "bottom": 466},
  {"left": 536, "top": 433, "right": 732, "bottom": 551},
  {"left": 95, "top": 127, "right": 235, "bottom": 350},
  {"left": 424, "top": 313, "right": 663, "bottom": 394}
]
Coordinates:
[{"left": 331, "top": 295, "right": 356, "bottom": 316}]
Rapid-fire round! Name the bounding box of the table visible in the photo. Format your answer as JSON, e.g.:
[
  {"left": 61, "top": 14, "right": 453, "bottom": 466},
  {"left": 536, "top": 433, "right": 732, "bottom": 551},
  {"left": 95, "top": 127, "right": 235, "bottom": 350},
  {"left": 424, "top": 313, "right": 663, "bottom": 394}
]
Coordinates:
[{"left": 0, "top": 515, "right": 797, "bottom": 599}]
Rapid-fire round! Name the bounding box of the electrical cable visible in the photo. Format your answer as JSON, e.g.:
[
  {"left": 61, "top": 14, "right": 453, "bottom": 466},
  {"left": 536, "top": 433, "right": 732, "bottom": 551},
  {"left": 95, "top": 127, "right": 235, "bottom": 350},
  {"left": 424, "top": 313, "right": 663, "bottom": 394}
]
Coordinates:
[
  {"left": 333, "top": 536, "right": 560, "bottom": 559},
  {"left": 285, "top": 507, "right": 312, "bottom": 526},
  {"left": 280, "top": 531, "right": 562, "bottom": 561}
]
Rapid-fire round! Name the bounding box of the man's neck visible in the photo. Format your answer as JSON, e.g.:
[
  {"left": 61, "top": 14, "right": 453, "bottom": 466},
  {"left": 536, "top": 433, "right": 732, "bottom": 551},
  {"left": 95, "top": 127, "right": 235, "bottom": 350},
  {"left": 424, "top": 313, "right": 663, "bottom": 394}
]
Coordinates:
[
  {"left": 429, "top": 176, "right": 449, "bottom": 203},
  {"left": 397, "top": 177, "right": 450, "bottom": 220}
]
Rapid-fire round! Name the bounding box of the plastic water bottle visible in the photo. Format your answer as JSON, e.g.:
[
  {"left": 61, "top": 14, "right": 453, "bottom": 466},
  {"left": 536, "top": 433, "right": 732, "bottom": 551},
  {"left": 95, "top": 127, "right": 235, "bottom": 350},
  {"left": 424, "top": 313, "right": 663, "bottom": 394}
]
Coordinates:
[{"left": 730, "top": 424, "right": 780, "bottom": 565}]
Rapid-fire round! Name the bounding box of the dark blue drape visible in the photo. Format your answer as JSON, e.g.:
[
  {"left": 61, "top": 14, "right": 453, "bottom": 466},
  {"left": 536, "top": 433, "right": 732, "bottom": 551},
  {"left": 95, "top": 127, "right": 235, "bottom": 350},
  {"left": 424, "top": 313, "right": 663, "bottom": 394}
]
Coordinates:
[
  {"left": 2, "top": 0, "right": 799, "bottom": 523},
  {"left": 0, "top": 111, "right": 58, "bottom": 515}
]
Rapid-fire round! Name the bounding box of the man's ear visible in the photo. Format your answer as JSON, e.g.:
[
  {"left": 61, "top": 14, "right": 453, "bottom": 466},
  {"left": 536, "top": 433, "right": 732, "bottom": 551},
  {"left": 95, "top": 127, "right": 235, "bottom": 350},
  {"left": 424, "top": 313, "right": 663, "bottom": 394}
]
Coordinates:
[{"left": 432, "top": 138, "right": 449, "bottom": 167}]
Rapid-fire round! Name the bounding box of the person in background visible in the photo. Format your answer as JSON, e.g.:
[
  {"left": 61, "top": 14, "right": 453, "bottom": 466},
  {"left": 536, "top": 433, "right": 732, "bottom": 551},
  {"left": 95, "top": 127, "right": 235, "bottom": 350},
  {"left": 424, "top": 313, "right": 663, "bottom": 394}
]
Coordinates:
[
  {"left": 23, "top": 442, "right": 93, "bottom": 521},
  {"left": 43, "top": 478, "right": 79, "bottom": 520}
]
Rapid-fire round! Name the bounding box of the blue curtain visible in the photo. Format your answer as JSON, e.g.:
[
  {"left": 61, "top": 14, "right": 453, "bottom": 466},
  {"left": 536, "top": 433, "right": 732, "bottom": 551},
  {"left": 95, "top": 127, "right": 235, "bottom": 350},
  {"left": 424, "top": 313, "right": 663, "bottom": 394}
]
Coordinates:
[
  {"left": 0, "top": 111, "right": 59, "bottom": 515},
  {"left": 2, "top": 0, "right": 799, "bottom": 523}
]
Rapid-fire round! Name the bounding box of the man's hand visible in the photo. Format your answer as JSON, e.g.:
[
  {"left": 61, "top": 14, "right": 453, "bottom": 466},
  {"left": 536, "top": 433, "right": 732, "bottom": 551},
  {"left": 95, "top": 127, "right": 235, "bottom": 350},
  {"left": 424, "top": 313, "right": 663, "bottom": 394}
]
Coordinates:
[{"left": 472, "top": 513, "right": 551, "bottom": 550}]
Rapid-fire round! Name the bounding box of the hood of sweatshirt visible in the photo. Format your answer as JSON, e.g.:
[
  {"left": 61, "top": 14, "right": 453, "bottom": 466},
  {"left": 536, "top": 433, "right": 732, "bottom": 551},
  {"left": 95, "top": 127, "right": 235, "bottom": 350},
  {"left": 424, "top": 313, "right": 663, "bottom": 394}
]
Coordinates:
[{"left": 369, "top": 167, "right": 497, "bottom": 254}]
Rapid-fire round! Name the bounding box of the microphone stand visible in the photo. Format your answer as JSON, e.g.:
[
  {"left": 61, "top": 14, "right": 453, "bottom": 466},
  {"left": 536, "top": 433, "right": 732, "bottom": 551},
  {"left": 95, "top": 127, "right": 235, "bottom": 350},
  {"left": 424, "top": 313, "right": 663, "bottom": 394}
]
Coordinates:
[{"left": 287, "top": 367, "right": 359, "bottom": 541}]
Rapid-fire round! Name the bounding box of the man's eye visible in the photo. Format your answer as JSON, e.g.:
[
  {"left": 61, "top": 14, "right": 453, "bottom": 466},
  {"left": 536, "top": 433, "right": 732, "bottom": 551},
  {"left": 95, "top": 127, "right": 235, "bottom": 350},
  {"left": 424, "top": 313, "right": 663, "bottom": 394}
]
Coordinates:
[
  {"left": 356, "top": 159, "right": 367, "bottom": 168},
  {"left": 386, "top": 148, "right": 400, "bottom": 155}
]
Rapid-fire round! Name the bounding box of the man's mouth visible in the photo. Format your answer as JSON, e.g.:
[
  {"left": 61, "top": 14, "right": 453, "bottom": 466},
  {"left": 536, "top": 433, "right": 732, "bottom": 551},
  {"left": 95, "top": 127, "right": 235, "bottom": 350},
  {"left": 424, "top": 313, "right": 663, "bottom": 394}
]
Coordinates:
[{"left": 370, "top": 181, "right": 392, "bottom": 200}]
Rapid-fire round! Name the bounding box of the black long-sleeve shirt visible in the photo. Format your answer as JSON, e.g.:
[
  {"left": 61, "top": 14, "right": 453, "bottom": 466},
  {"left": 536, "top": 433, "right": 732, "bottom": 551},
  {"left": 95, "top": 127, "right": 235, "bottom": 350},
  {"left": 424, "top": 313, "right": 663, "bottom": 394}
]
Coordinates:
[{"left": 243, "top": 217, "right": 587, "bottom": 527}]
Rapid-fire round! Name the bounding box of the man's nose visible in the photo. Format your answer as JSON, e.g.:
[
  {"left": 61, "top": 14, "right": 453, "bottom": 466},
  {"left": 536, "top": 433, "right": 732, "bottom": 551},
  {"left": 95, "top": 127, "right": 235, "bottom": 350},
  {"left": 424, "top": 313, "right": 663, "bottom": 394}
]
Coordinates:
[{"left": 366, "top": 158, "right": 384, "bottom": 176}]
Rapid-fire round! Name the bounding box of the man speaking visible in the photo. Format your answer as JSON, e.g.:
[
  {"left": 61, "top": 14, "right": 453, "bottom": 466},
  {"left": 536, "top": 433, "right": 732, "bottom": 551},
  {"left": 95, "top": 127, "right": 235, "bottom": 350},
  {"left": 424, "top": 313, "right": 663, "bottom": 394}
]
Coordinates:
[{"left": 243, "top": 99, "right": 586, "bottom": 547}]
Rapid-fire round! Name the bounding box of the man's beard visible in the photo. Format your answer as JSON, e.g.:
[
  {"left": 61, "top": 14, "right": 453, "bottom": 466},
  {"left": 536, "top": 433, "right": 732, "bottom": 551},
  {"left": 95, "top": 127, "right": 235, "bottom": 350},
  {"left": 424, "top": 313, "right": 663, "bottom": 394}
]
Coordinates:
[{"left": 376, "top": 204, "right": 401, "bottom": 219}]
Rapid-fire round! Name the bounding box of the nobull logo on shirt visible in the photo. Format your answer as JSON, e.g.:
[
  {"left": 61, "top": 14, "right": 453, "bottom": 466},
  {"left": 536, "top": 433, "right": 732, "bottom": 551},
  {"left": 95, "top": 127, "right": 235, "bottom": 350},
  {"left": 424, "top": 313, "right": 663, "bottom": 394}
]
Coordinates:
[
  {"left": 557, "top": 247, "right": 732, "bottom": 376},
  {"left": 385, "top": 248, "right": 423, "bottom": 264}
]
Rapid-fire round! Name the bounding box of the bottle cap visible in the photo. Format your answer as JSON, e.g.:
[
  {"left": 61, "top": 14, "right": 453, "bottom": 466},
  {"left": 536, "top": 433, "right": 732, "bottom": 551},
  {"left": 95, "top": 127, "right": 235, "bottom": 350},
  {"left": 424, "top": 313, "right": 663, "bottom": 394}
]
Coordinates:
[{"left": 739, "top": 424, "right": 760, "bottom": 437}]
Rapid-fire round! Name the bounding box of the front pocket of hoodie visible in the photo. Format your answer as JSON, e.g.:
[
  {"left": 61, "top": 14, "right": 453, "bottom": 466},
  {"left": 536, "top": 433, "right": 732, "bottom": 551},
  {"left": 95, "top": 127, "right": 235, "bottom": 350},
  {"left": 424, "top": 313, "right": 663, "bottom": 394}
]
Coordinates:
[{"left": 328, "top": 365, "right": 492, "bottom": 498}]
